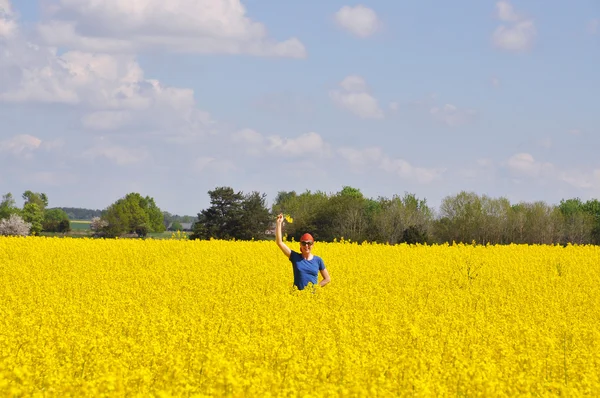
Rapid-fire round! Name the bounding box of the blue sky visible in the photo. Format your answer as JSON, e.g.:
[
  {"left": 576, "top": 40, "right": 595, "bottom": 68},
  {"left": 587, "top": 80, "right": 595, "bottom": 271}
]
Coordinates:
[{"left": 1, "top": 0, "right": 599, "bottom": 215}]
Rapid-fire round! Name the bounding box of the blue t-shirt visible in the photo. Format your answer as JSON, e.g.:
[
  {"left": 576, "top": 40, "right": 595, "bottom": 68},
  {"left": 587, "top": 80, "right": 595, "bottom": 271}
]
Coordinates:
[{"left": 289, "top": 251, "right": 326, "bottom": 290}]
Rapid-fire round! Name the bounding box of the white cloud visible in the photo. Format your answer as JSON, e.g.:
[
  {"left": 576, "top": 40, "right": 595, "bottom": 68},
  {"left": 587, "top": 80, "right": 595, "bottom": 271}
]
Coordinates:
[
  {"left": 459, "top": 158, "right": 496, "bottom": 180},
  {"left": 23, "top": 171, "right": 79, "bottom": 186},
  {"left": 232, "top": 128, "right": 264, "bottom": 145},
  {"left": 340, "top": 75, "right": 368, "bottom": 92},
  {"left": 506, "top": 153, "right": 554, "bottom": 178},
  {"left": 267, "top": 132, "right": 331, "bottom": 158},
  {"left": 568, "top": 129, "right": 581, "bottom": 136},
  {"left": 0, "top": 25, "right": 215, "bottom": 141},
  {"left": 192, "top": 156, "right": 236, "bottom": 174},
  {"left": 493, "top": 20, "right": 536, "bottom": 52},
  {"left": 81, "top": 111, "right": 133, "bottom": 131},
  {"left": 495, "top": 1, "right": 522, "bottom": 22},
  {"left": 558, "top": 170, "right": 595, "bottom": 189},
  {"left": 389, "top": 102, "right": 399, "bottom": 112},
  {"left": 231, "top": 128, "right": 264, "bottom": 156},
  {"left": 588, "top": 19, "right": 599, "bottom": 35},
  {"left": 334, "top": 5, "right": 380, "bottom": 38},
  {"left": 491, "top": 77, "right": 501, "bottom": 88},
  {"left": 37, "top": 0, "right": 306, "bottom": 58},
  {"left": 338, "top": 147, "right": 445, "bottom": 184},
  {"left": 329, "top": 75, "right": 383, "bottom": 119},
  {"left": 492, "top": 2, "right": 536, "bottom": 52},
  {"left": 0, "top": 134, "right": 42, "bottom": 157},
  {"left": 82, "top": 143, "right": 150, "bottom": 165},
  {"left": 429, "top": 104, "right": 477, "bottom": 126},
  {"left": 0, "top": 0, "right": 17, "bottom": 38},
  {"left": 232, "top": 129, "right": 331, "bottom": 158}
]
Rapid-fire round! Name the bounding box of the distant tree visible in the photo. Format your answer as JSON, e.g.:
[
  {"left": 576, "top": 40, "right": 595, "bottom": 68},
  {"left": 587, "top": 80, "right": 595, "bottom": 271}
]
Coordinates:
[
  {"left": 271, "top": 191, "right": 298, "bottom": 216},
  {"left": 435, "top": 191, "right": 483, "bottom": 244},
  {"left": 0, "top": 193, "right": 20, "bottom": 220},
  {"left": 373, "top": 193, "right": 432, "bottom": 244},
  {"left": 169, "top": 221, "right": 183, "bottom": 231},
  {"left": 239, "top": 191, "right": 271, "bottom": 240},
  {"left": 90, "top": 216, "right": 108, "bottom": 232},
  {"left": 180, "top": 215, "right": 194, "bottom": 223},
  {"left": 21, "top": 203, "right": 44, "bottom": 235},
  {"left": 582, "top": 199, "right": 600, "bottom": 245},
  {"left": 22, "top": 191, "right": 48, "bottom": 211},
  {"left": 101, "top": 193, "right": 165, "bottom": 237},
  {"left": 58, "top": 208, "right": 102, "bottom": 220},
  {"left": 43, "top": 208, "right": 71, "bottom": 233},
  {"left": 401, "top": 225, "right": 429, "bottom": 244},
  {"left": 190, "top": 187, "right": 244, "bottom": 240},
  {"left": 0, "top": 214, "right": 31, "bottom": 236},
  {"left": 163, "top": 211, "right": 174, "bottom": 229},
  {"left": 558, "top": 198, "right": 593, "bottom": 244},
  {"left": 329, "top": 186, "right": 370, "bottom": 242},
  {"left": 144, "top": 197, "right": 166, "bottom": 233}
]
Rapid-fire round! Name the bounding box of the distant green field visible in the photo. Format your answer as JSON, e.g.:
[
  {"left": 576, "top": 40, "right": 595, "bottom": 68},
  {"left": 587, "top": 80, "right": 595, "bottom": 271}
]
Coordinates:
[{"left": 70, "top": 220, "right": 91, "bottom": 231}]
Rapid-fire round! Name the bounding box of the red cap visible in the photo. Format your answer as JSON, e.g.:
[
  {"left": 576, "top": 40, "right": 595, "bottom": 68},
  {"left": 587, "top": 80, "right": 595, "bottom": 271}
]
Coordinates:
[{"left": 300, "top": 233, "right": 314, "bottom": 242}]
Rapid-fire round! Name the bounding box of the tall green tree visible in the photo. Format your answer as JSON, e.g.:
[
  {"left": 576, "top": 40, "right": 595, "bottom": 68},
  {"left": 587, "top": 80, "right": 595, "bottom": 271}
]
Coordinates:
[
  {"left": 239, "top": 191, "right": 272, "bottom": 240},
  {"left": 43, "top": 208, "right": 71, "bottom": 233},
  {"left": 191, "top": 187, "right": 244, "bottom": 240},
  {"left": 373, "top": 193, "right": 432, "bottom": 244},
  {"left": 583, "top": 199, "right": 600, "bottom": 244},
  {"left": 0, "top": 193, "right": 20, "bottom": 220},
  {"left": 101, "top": 193, "right": 165, "bottom": 237},
  {"left": 558, "top": 198, "right": 593, "bottom": 244},
  {"left": 329, "top": 186, "right": 370, "bottom": 242},
  {"left": 22, "top": 203, "right": 44, "bottom": 235},
  {"left": 22, "top": 191, "right": 48, "bottom": 211}
]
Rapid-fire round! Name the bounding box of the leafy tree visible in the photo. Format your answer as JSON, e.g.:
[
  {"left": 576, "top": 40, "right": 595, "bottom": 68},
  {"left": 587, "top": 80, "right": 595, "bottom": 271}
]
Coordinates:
[
  {"left": 438, "top": 191, "right": 484, "bottom": 244},
  {"left": 22, "top": 203, "right": 44, "bottom": 235},
  {"left": 90, "top": 216, "right": 108, "bottom": 232},
  {"left": 271, "top": 191, "right": 298, "bottom": 216},
  {"left": 101, "top": 193, "right": 165, "bottom": 237},
  {"left": 401, "top": 225, "right": 429, "bottom": 244},
  {"left": 191, "top": 187, "right": 244, "bottom": 240},
  {"left": 0, "top": 193, "right": 20, "bottom": 220},
  {"left": 169, "top": 221, "right": 183, "bottom": 231},
  {"left": 0, "top": 214, "right": 31, "bottom": 236},
  {"left": 58, "top": 207, "right": 102, "bottom": 220},
  {"left": 180, "top": 215, "right": 194, "bottom": 223},
  {"left": 329, "top": 186, "right": 370, "bottom": 242},
  {"left": 374, "top": 193, "right": 432, "bottom": 244},
  {"left": 582, "top": 199, "right": 600, "bottom": 245},
  {"left": 22, "top": 191, "right": 48, "bottom": 211},
  {"left": 558, "top": 198, "right": 593, "bottom": 244},
  {"left": 43, "top": 208, "right": 71, "bottom": 233},
  {"left": 144, "top": 197, "right": 166, "bottom": 233},
  {"left": 239, "top": 191, "right": 271, "bottom": 240},
  {"left": 163, "top": 211, "right": 174, "bottom": 229},
  {"left": 279, "top": 190, "right": 331, "bottom": 241}
]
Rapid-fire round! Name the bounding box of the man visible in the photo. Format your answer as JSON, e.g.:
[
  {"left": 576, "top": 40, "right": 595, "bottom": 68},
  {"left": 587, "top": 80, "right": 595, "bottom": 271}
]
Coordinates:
[{"left": 275, "top": 213, "right": 331, "bottom": 290}]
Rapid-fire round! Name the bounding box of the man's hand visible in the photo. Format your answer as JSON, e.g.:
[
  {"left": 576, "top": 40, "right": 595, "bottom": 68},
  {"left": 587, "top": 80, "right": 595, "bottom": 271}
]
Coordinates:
[{"left": 276, "top": 213, "right": 284, "bottom": 225}]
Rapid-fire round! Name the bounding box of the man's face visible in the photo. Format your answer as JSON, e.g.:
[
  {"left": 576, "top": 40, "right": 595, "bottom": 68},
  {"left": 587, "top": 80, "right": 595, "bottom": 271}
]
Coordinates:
[{"left": 300, "top": 240, "right": 314, "bottom": 254}]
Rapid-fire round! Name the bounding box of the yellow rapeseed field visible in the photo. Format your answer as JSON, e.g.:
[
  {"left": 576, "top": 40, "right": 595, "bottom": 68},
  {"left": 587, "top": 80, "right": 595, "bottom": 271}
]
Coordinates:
[{"left": 1, "top": 236, "right": 600, "bottom": 396}]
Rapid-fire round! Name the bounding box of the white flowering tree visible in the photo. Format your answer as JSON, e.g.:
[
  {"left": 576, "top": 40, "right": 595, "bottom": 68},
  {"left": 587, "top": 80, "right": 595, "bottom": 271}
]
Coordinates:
[
  {"left": 0, "top": 214, "right": 31, "bottom": 236},
  {"left": 90, "top": 217, "right": 109, "bottom": 231}
]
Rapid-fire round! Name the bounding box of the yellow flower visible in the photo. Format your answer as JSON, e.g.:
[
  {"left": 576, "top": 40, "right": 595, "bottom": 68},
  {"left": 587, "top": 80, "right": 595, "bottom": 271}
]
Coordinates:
[{"left": 1, "top": 236, "right": 599, "bottom": 396}]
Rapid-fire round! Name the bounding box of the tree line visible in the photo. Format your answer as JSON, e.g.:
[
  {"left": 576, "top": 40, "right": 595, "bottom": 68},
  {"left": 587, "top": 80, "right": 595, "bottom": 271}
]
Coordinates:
[
  {"left": 189, "top": 186, "right": 600, "bottom": 245},
  {"left": 2, "top": 187, "right": 600, "bottom": 245}
]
